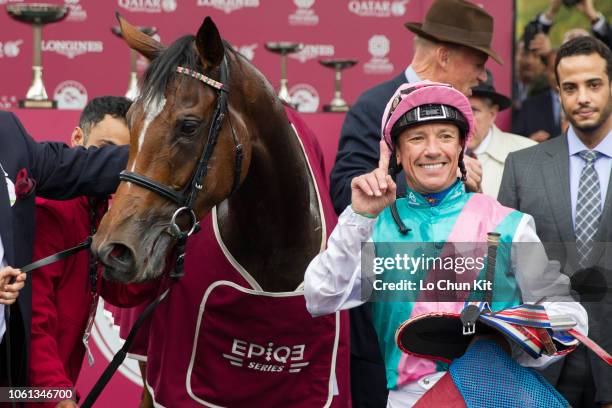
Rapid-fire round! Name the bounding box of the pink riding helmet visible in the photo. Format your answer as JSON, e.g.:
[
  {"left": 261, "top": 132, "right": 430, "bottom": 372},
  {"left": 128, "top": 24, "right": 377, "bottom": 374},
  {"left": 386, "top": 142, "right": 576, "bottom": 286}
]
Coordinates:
[{"left": 381, "top": 81, "right": 474, "bottom": 151}]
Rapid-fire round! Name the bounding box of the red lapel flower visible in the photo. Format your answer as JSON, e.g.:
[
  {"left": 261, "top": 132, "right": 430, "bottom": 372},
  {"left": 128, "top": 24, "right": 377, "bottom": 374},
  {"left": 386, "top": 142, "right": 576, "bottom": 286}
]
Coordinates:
[{"left": 15, "top": 168, "right": 36, "bottom": 199}]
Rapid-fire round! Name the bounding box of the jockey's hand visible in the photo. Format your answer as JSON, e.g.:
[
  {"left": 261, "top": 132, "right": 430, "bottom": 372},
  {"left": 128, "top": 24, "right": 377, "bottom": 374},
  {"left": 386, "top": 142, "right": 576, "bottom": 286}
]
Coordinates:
[
  {"left": 0, "top": 266, "right": 26, "bottom": 305},
  {"left": 55, "top": 400, "right": 78, "bottom": 408},
  {"left": 461, "top": 155, "right": 482, "bottom": 193},
  {"left": 351, "top": 140, "right": 397, "bottom": 218}
]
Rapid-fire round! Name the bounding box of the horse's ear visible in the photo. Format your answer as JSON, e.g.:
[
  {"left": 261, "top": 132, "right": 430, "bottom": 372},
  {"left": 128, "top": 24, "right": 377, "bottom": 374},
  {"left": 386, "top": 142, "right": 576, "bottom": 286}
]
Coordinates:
[
  {"left": 116, "top": 12, "right": 164, "bottom": 61},
  {"left": 196, "top": 17, "right": 224, "bottom": 68}
]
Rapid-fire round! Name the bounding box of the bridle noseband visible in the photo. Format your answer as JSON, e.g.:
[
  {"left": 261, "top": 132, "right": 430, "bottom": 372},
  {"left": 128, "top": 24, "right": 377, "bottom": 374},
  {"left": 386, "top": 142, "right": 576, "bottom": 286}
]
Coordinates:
[{"left": 118, "top": 54, "right": 243, "bottom": 278}]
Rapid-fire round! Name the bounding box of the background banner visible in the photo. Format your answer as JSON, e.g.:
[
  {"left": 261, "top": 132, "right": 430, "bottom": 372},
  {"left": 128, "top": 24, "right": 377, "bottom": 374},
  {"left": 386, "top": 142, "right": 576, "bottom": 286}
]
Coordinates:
[{"left": 1, "top": 0, "right": 513, "bottom": 123}]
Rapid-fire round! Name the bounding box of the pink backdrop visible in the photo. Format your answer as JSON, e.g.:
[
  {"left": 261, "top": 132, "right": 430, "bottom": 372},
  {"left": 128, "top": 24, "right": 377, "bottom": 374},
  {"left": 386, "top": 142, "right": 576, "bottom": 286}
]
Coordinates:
[
  {"left": 4, "top": 0, "right": 514, "bottom": 405},
  {"left": 1, "top": 0, "right": 514, "bottom": 127}
]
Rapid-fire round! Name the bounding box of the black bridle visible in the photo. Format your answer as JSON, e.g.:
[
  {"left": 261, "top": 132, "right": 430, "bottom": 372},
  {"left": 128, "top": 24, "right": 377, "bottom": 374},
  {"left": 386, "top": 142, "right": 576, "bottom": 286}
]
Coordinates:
[
  {"left": 81, "top": 55, "right": 245, "bottom": 408},
  {"left": 118, "top": 54, "right": 243, "bottom": 277}
]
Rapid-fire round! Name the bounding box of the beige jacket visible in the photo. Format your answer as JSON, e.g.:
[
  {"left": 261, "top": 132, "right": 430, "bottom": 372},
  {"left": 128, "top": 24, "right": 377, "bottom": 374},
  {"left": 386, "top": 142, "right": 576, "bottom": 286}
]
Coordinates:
[{"left": 476, "top": 124, "right": 537, "bottom": 198}]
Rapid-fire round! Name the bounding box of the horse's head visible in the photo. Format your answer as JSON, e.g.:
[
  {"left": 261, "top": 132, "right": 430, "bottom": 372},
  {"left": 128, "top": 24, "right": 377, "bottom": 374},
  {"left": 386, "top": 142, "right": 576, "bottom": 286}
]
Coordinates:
[{"left": 92, "top": 15, "right": 251, "bottom": 283}]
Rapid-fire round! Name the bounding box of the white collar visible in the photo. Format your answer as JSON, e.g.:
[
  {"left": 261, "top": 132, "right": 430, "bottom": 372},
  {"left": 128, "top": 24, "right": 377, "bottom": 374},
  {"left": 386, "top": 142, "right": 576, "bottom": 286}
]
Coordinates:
[{"left": 473, "top": 127, "right": 493, "bottom": 155}]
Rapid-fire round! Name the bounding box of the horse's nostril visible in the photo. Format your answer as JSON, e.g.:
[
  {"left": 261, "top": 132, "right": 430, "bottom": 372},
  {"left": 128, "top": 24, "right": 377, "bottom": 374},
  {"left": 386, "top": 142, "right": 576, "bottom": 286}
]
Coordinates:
[
  {"left": 99, "top": 242, "right": 137, "bottom": 282},
  {"left": 110, "top": 243, "right": 132, "bottom": 263},
  {"left": 101, "top": 243, "right": 135, "bottom": 270}
]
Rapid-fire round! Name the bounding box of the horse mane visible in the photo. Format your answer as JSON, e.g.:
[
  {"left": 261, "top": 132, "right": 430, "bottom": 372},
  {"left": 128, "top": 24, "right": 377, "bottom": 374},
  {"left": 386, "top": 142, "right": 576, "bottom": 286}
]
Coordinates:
[
  {"left": 140, "top": 35, "right": 198, "bottom": 103},
  {"left": 140, "top": 36, "right": 239, "bottom": 104}
]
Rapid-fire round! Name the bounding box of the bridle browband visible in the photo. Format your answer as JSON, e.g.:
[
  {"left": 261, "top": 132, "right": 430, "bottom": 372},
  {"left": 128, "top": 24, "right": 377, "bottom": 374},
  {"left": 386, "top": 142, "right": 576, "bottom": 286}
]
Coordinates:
[{"left": 118, "top": 54, "right": 243, "bottom": 261}]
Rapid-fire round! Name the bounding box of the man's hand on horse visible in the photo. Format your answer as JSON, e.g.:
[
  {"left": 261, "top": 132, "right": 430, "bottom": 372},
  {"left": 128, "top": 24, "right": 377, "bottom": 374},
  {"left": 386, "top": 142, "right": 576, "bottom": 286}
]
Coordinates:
[
  {"left": 55, "top": 399, "right": 78, "bottom": 408},
  {"left": 461, "top": 155, "right": 482, "bottom": 193},
  {"left": 0, "top": 266, "right": 26, "bottom": 305},
  {"left": 351, "top": 140, "right": 397, "bottom": 218}
]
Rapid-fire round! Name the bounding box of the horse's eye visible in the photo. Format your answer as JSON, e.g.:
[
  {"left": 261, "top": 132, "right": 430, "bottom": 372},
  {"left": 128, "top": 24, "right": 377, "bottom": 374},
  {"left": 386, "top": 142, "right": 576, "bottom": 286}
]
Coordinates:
[{"left": 178, "top": 119, "right": 200, "bottom": 137}]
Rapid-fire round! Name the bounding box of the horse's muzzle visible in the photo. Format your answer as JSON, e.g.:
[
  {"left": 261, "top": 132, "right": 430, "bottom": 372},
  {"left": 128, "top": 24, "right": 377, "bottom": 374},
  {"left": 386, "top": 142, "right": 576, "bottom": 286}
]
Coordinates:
[{"left": 96, "top": 241, "right": 137, "bottom": 282}]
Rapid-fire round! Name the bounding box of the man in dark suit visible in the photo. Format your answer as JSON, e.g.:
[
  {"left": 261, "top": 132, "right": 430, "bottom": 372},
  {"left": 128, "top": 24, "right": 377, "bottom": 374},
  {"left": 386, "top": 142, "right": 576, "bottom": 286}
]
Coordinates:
[
  {"left": 512, "top": 86, "right": 563, "bottom": 140},
  {"left": 512, "top": 49, "right": 563, "bottom": 142},
  {"left": 328, "top": 0, "right": 503, "bottom": 405},
  {"left": 0, "top": 110, "right": 127, "bottom": 393},
  {"left": 499, "top": 36, "right": 612, "bottom": 408}
]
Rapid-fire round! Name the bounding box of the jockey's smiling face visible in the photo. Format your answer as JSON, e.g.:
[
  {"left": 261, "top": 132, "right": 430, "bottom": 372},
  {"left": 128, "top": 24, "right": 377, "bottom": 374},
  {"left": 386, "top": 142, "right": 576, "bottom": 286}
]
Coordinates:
[{"left": 395, "top": 122, "right": 462, "bottom": 194}]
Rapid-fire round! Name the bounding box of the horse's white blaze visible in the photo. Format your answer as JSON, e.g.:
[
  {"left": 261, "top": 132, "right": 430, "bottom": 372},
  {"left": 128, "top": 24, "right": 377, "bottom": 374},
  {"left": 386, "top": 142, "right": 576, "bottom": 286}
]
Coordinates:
[{"left": 130, "top": 96, "right": 167, "bottom": 172}]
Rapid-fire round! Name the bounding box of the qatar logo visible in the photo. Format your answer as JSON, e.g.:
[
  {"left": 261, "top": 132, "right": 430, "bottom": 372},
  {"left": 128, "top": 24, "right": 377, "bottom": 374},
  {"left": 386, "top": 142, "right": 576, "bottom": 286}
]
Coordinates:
[
  {"left": 118, "top": 0, "right": 177, "bottom": 13},
  {"left": 364, "top": 35, "right": 393, "bottom": 75},
  {"left": 236, "top": 44, "right": 257, "bottom": 61},
  {"left": 0, "top": 40, "right": 22, "bottom": 58},
  {"left": 289, "top": 0, "right": 319, "bottom": 26},
  {"left": 53, "top": 80, "right": 88, "bottom": 110},
  {"left": 289, "top": 44, "right": 334, "bottom": 63},
  {"left": 197, "top": 0, "right": 260, "bottom": 14},
  {"left": 91, "top": 299, "right": 143, "bottom": 385},
  {"left": 65, "top": 0, "right": 87, "bottom": 22},
  {"left": 42, "top": 40, "right": 103, "bottom": 59},
  {"left": 348, "top": 0, "right": 409, "bottom": 17},
  {"left": 289, "top": 83, "right": 319, "bottom": 113}
]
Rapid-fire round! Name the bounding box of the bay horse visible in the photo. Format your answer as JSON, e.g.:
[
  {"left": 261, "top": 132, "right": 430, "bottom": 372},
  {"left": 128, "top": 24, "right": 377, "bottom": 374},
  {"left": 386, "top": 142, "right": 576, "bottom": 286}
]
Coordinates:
[
  {"left": 93, "top": 16, "right": 324, "bottom": 290},
  {"left": 91, "top": 14, "right": 349, "bottom": 408}
]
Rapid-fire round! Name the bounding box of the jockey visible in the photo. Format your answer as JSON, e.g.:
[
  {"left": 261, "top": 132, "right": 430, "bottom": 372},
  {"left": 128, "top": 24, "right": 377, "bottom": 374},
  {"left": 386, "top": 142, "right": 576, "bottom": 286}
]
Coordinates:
[{"left": 304, "top": 81, "right": 589, "bottom": 407}]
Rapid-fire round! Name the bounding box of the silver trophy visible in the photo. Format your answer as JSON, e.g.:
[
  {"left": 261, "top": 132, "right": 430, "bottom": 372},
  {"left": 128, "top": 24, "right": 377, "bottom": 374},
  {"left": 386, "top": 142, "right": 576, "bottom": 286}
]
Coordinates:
[
  {"left": 7, "top": 3, "right": 68, "bottom": 108},
  {"left": 265, "top": 42, "right": 303, "bottom": 105},
  {"left": 319, "top": 59, "right": 357, "bottom": 112},
  {"left": 111, "top": 26, "right": 157, "bottom": 101}
]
